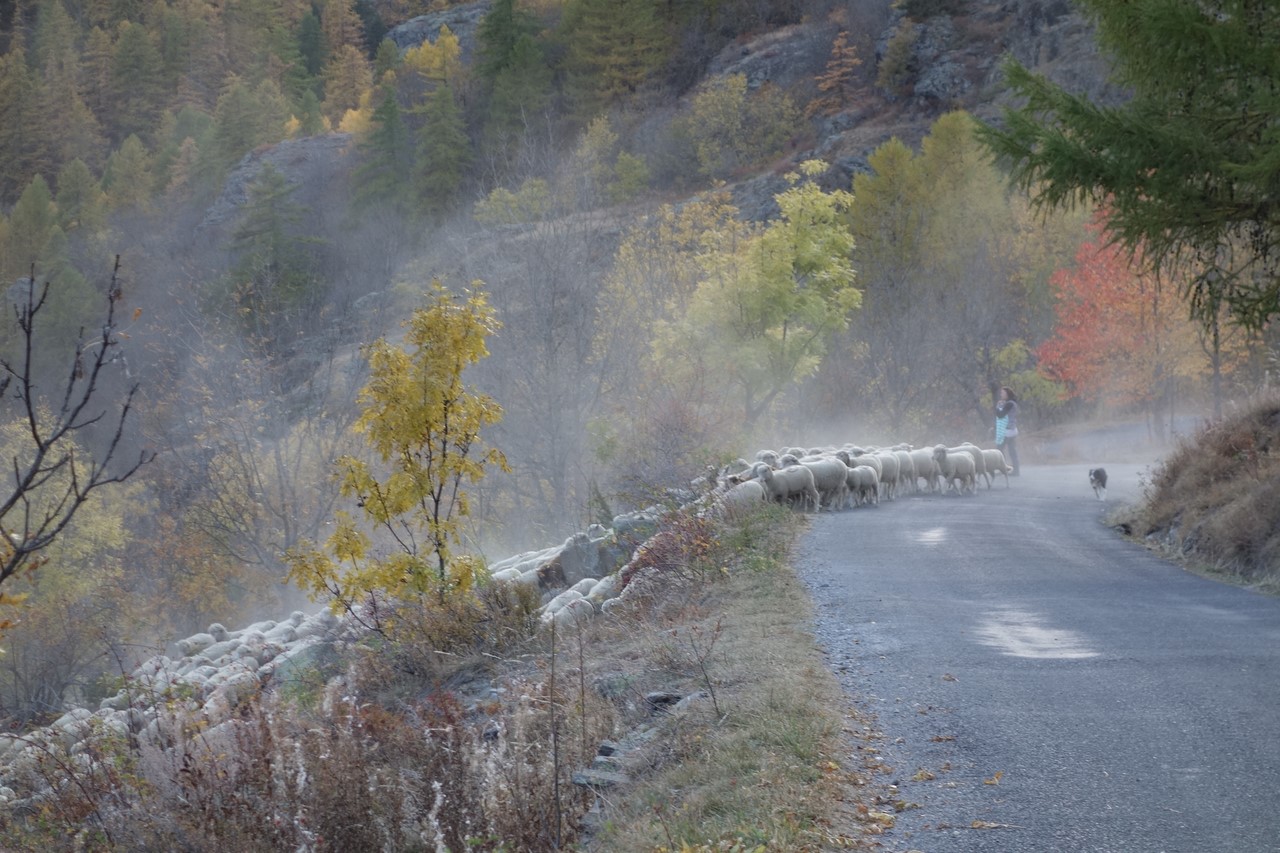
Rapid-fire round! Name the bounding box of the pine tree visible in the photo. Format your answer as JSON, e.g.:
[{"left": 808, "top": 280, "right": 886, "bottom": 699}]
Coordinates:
[
  {"left": 297, "top": 9, "right": 326, "bottom": 77},
  {"left": 109, "top": 20, "right": 166, "bottom": 141},
  {"left": 0, "top": 47, "right": 41, "bottom": 200},
  {"left": 475, "top": 0, "right": 539, "bottom": 83},
  {"left": 211, "top": 76, "right": 288, "bottom": 175},
  {"left": 416, "top": 83, "right": 470, "bottom": 219},
  {"left": 484, "top": 33, "right": 551, "bottom": 146},
  {"left": 102, "top": 134, "right": 155, "bottom": 211},
  {"left": 353, "top": 86, "right": 414, "bottom": 213},
  {"left": 2, "top": 175, "right": 58, "bottom": 281},
  {"left": 54, "top": 159, "right": 108, "bottom": 235},
  {"left": 227, "top": 162, "right": 324, "bottom": 349},
  {"left": 81, "top": 26, "right": 116, "bottom": 120},
  {"left": 294, "top": 88, "right": 327, "bottom": 136}
]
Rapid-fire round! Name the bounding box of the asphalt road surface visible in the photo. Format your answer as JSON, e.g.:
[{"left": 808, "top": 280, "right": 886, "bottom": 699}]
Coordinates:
[{"left": 796, "top": 462, "right": 1280, "bottom": 852}]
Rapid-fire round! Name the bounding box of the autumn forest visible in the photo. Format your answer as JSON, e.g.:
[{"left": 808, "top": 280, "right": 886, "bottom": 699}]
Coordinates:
[{"left": 0, "top": 0, "right": 1275, "bottom": 771}]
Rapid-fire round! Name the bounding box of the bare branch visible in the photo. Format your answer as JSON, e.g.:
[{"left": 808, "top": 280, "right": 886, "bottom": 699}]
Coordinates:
[{"left": 0, "top": 259, "right": 153, "bottom": 591}]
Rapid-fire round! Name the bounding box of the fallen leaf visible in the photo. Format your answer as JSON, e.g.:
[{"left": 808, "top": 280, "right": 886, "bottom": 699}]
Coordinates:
[
  {"left": 942, "top": 673, "right": 958, "bottom": 681},
  {"left": 866, "top": 811, "right": 896, "bottom": 827},
  {"left": 931, "top": 734, "right": 956, "bottom": 742},
  {"left": 911, "top": 768, "right": 936, "bottom": 782},
  {"left": 984, "top": 770, "right": 1004, "bottom": 785}
]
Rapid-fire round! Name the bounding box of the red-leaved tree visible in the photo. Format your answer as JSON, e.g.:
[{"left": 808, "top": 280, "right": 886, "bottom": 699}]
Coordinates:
[{"left": 1037, "top": 215, "right": 1208, "bottom": 441}]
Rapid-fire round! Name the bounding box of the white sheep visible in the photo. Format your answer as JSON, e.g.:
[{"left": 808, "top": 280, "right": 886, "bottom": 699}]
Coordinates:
[
  {"left": 955, "top": 443, "right": 990, "bottom": 489},
  {"left": 908, "top": 447, "right": 940, "bottom": 493},
  {"left": 894, "top": 449, "right": 916, "bottom": 496},
  {"left": 932, "top": 445, "right": 977, "bottom": 495},
  {"left": 837, "top": 450, "right": 882, "bottom": 501},
  {"left": 759, "top": 465, "right": 821, "bottom": 512},
  {"left": 800, "top": 456, "right": 850, "bottom": 511},
  {"left": 847, "top": 465, "right": 880, "bottom": 507},
  {"left": 981, "top": 448, "right": 1013, "bottom": 487},
  {"left": 873, "top": 452, "right": 899, "bottom": 500},
  {"left": 718, "top": 478, "right": 768, "bottom": 518}
]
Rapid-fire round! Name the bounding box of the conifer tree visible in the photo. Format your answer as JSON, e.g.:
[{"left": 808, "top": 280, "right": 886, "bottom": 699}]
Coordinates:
[
  {"left": 980, "top": 0, "right": 1280, "bottom": 330},
  {"left": 562, "top": 0, "right": 668, "bottom": 118},
  {"left": 102, "top": 134, "right": 155, "bottom": 211},
  {"left": 321, "top": 0, "right": 364, "bottom": 57},
  {"left": 109, "top": 20, "right": 166, "bottom": 141},
  {"left": 416, "top": 83, "right": 470, "bottom": 219},
  {"left": 353, "top": 86, "right": 414, "bottom": 214},
  {"left": 0, "top": 47, "right": 40, "bottom": 200},
  {"left": 322, "top": 42, "right": 373, "bottom": 123},
  {"left": 226, "top": 162, "right": 323, "bottom": 349},
  {"left": 475, "top": 0, "right": 539, "bottom": 83},
  {"left": 808, "top": 30, "right": 862, "bottom": 117},
  {"left": 54, "top": 159, "right": 108, "bottom": 235},
  {"left": 484, "top": 33, "right": 551, "bottom": 147},
  {"left": 2, "top": 176, "right": 58, "bottom": 282}
]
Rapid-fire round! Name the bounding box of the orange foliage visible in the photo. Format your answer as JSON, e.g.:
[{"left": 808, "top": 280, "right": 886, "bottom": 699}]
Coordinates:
[{"left": 1037, "top": 215, "right": 1207, "bottom": 411}]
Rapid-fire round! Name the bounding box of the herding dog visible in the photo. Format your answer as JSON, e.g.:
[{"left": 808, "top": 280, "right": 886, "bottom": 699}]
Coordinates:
[{"left": 1089, "top": 467, "right": 1108, "bottom": 501}]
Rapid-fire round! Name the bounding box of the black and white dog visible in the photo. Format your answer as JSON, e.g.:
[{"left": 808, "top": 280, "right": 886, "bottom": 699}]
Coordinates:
[{"left": 1088, "top": 467, "right": 1108, "bottom": 501}]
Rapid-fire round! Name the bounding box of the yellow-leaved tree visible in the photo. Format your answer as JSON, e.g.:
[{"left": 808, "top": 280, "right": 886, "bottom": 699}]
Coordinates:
[
  {"left": 287, "top": 282, "right": 507, "bottom": 607},
  {"left": 652, "top": 161, "right": 860, "bottom": 428}
]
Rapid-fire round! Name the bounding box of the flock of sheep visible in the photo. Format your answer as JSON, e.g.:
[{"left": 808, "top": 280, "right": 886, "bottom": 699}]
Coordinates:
[{"left": 707, "top": 442, "right": 1015, "bottom": 516}]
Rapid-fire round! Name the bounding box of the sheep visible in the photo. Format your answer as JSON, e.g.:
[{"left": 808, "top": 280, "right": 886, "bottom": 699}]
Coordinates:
[
  {"left": 718, "top": 478, "right": 768, "bottom": 518},
  {"left": 933, "top": 445, "right": 977, "bottom": 495},
  {"left": 800, "top": 456, "right": 851, "bottom": 511},
  {"left": 847, "top": 465, "right": 880, "bottom": 507},
  {"left": 954, "top": 443, "right": 990, "bottom": 489},
  {"left": 981, "top": 448, "right": 1013, "bottom": 487},
  {"left": 893, "top": 449, "right": 916, "bottom": 496},
  {"left": 759, "top": 465, "right": 821, "bottom": 512},
  {"left": 778, "top": 453, "right": 802, "bottom": 468},
  {"left": 872, "top": 451, "right": 899, "bottom": 500},
  {"left": 755, "top": 449, "right": 780, "bottom": 468},
  {"left": 908, "top": 447, "right": 940, "bottom": 493}
]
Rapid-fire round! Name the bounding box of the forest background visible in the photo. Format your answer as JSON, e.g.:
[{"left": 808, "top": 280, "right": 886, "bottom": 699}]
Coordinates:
[{"left": 0, "top": 0, "right": 1274, "bottom": 730}]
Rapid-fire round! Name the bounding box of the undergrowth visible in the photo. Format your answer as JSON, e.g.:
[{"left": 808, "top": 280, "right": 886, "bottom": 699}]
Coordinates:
[
  {"left": 1134, "top": 395, "right": 1280, "bottom": 587},
  {"left": 0, "top": 500, "right": 884, "bottom": 851}
]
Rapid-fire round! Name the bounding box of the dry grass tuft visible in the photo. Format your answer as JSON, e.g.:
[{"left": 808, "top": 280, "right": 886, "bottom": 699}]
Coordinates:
[{"left": 1135, "top": 396, "right": 1280, "bottom": 585}]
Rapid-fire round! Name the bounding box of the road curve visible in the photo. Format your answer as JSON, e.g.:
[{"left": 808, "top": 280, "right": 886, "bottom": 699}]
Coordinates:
[{"left": 796, "top": 462, "right": 1280, "bottom": 852}]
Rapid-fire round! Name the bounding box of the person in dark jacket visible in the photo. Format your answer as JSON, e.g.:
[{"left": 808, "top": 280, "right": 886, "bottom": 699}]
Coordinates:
[{"left": 995, "top": 386, "right": 1020, "bottom": 476}]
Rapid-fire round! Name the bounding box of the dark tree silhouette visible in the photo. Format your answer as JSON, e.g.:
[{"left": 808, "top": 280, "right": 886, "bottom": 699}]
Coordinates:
[{"left": 0, "top": 258, "right": 151, "bottom": 594}]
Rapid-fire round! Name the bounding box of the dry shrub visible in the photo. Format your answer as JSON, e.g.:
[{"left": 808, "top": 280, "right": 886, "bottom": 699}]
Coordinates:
[
  {"left": 619, "top": 511, "right": 718, "bottom": 592},
  {"left": 1139, "top": 397, "right": 1280, "bottom": 580},
  {"left": 347, "top": 580, "right": 543, "bottom": 701},
  {"left": 5, "top": 670, "right": 612, "bottom": 852}
]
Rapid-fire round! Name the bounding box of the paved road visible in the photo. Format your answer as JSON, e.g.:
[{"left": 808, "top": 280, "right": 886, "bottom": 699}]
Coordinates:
[{"left": 796, "top": 463, "right": 1280, "bottom": 852}]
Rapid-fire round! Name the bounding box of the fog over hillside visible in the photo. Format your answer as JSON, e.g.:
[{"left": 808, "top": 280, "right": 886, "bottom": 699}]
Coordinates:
[{"left": 0, "top": 0, "right": 1272, "bottom": 705}]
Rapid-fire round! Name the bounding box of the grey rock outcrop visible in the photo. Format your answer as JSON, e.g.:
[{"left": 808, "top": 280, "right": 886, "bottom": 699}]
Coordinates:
[{"left": 385, "top": 0, "right": 491, "bottom": 61}]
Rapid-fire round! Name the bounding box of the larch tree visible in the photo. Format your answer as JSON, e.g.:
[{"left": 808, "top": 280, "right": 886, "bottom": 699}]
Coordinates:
[
  {"left": 561, "top": 0, "right": 668, "bottom": 118},
  {"left": 287, "top": 282, "right": 507, "bottom": 605},
  {"left": 322, "top": 42, "right": 373, "bottom": 125},
  {"left": 980, "top": 0, "right": 1280, "bottom": 331},
  {"left": 108, "top": 20, "right": 166, "bottom": 142}
]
